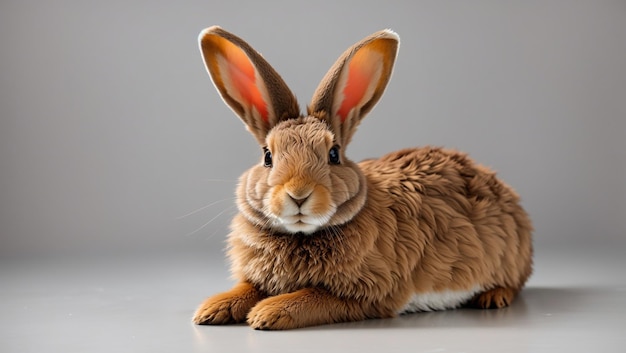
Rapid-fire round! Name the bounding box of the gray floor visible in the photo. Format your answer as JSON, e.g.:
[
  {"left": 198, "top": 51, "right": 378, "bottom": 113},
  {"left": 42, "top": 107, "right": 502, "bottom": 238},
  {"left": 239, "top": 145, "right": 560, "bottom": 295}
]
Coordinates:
[{"left": 1, "top": 244, "right": 625, "bottom": 353}]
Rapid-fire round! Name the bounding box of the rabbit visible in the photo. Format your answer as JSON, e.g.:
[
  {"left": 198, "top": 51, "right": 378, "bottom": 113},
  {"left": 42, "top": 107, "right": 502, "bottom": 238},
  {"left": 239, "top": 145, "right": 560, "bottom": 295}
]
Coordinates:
[{"left": 192, "top": 26, "right": 533, "bottom": 330}]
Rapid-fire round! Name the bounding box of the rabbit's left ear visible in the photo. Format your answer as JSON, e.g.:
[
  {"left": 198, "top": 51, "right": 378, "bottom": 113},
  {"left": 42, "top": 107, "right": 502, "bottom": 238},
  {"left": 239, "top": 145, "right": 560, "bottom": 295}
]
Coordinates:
[{"left": 309, "top": 29, "right": 399, "bottom": 146}]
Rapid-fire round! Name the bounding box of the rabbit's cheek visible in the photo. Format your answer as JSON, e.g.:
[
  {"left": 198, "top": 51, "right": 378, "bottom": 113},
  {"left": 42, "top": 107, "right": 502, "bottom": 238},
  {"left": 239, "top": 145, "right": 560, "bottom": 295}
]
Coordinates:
[
  {"left": 266, "top": 185, "right": 287, "bottom": 217},
  {"left": 303, "top": 185, "right": 335, "bottom": 217}
]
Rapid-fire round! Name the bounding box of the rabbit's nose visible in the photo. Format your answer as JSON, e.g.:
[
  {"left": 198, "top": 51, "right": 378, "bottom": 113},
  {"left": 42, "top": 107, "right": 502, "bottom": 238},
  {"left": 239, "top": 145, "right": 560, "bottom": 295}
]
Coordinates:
[
  {"left": 286, "top": 189, "right": 312, "bottom": 207},
  {"left": 289, "top": 195, "right": 308, "bottom": 207}
]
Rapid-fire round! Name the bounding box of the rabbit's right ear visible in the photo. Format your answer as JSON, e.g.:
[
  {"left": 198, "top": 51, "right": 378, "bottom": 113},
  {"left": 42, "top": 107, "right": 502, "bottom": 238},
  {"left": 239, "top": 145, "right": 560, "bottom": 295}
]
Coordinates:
[{"left": 199, "top": 26, "right": 300, "bottom": 144}]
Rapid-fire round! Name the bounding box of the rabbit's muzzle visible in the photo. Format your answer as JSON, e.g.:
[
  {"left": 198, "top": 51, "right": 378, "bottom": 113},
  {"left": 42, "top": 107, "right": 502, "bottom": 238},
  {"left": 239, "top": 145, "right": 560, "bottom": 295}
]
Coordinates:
[{"left": 267, "top": 179, "right": 337, "bottom": 234}]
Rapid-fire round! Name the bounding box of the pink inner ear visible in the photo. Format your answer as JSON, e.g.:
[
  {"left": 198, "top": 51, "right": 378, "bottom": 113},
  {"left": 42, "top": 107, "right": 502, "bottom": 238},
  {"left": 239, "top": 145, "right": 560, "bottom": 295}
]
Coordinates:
[
  {"left": 224, "top": 46, "right": 269, "bottom": 122},
  {"left": 336, "top": 60, "right": 369, "bottom": 122}
]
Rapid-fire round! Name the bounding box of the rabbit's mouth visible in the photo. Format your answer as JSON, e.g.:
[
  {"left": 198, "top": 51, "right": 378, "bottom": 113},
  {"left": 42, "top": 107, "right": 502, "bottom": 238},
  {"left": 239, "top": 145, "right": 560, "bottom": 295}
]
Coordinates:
[
  {"left": 266, "top": 181, "right": 337, "bottom": 234},
  {"left": 277, "top": 213, "right": 333, "bottom": 234}
]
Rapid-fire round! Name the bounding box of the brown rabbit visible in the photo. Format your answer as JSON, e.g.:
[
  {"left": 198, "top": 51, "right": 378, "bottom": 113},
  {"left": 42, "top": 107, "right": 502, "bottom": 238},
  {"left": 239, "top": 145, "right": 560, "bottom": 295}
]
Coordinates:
[{"left": 192, "top": 26, "right": 533, "bottom": 330}]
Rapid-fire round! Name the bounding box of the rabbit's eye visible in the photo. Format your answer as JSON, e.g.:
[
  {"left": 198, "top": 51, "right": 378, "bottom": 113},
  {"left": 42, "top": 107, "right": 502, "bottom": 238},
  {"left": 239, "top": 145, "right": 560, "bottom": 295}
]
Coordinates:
[
  {"left": 329, "top": 146, "right": 340, "bottom": 165},
  {"left": 263, "top": 148, "right": 272, "bottom": 168}
]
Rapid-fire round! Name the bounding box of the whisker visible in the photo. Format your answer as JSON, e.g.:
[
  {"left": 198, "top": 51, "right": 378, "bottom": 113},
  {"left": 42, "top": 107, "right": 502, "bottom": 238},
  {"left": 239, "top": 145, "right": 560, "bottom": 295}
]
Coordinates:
[
  {"left": 204, "top": 208, "right": 238, "bottom": 240},
  {"left": 328, "top": 224, "right": 340, "bottom": 239},
  {"left": 260, "top": 205, "right": 275, "bottom": 230},
  {"left": 185, "top": 204, "right": 237, "bottom": 237},
  {"left": 177, "top": 197, "right": 235, "bottom": 220}
]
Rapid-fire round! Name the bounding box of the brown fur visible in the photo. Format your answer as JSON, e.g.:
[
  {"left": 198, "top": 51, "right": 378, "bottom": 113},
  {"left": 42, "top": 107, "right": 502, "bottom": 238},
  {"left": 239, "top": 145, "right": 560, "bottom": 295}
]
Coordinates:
[{"left": 192, "top": 27, "right": 533, "bottom": 330}]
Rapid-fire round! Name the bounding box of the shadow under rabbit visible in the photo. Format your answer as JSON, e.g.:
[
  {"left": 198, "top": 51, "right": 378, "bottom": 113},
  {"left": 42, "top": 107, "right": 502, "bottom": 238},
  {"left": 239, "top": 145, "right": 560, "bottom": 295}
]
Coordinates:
[{"left": 286, "top": 286, "right": 609, "bottom": 331}]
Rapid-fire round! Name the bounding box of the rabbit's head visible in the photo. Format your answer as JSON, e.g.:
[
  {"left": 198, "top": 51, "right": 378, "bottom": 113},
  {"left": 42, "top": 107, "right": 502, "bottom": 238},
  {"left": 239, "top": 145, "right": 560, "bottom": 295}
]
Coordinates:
[{"left": 199, "top": 27, "right": 398, "bottom": 234}]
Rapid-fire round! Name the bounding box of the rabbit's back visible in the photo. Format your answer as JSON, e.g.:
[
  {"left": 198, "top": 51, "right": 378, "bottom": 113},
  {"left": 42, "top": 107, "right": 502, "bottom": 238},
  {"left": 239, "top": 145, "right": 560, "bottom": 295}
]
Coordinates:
[{"left": 359, "top": 146, "right": 533, "bottom": 311}]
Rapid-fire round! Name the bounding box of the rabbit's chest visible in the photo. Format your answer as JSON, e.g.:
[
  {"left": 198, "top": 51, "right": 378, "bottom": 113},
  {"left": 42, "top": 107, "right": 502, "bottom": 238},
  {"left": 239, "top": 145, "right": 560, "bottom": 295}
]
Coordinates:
[
  {"left": 237, "top": 235, "right": 359, "bottom": 296},
  {"left": 241, "top": 248, "right": 330, "bottom": 295}
]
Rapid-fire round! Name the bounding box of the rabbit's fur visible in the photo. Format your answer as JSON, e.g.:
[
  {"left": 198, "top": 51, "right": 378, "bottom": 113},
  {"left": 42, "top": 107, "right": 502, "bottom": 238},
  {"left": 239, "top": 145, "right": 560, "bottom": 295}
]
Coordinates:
[{"left": 193, "top": 27, "right": 533, "bottom": 330}]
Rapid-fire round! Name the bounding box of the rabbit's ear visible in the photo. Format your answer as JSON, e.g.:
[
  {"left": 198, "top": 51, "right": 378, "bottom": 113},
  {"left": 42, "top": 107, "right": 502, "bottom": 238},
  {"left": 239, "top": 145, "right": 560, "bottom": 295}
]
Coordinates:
[
  {"left": 309, "top": 29, "right": 399, "bottom": 145},
  {"left": 199, "top": 26, "right": 300, "bottom": 144}
]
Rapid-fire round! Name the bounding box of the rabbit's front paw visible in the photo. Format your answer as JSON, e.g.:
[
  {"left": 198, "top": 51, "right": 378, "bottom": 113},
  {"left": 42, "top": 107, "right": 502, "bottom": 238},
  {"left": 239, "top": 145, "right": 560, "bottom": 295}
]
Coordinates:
[
  {"left": 247, "top": 297, "right": 297, "bottom": 330},
  {"left": 193, "top": 282, "right": 263, "bottom": 325},
  {"left": 193, "top": 296, "right": 241, "bottom": 325}
]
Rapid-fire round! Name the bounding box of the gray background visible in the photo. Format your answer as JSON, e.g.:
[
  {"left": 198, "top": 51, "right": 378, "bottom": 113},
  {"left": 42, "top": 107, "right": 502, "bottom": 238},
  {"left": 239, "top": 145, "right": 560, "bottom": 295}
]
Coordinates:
[
  {"left": 1, "top": 1, "right": 625, "bottom": 352},
  {"left": 1, "top": 0, "right": 624, "bottom": 258}
]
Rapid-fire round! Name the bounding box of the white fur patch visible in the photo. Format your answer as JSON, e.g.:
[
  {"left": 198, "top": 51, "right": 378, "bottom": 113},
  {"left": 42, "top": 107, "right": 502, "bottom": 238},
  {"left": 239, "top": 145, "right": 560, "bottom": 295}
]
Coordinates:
[{"left": 398, "top": 287, "right": 482, "bottom": 314}]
